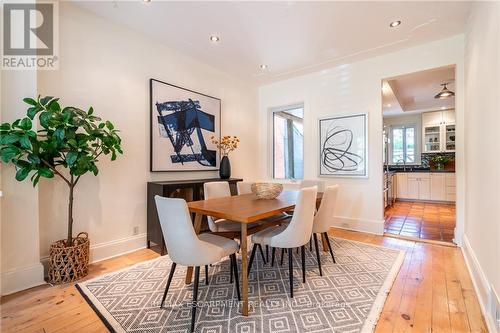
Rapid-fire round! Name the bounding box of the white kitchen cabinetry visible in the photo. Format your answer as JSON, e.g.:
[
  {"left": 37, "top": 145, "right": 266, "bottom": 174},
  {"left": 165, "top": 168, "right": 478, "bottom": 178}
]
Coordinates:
[
  {"left": 430, "top": 173, "right": 446, "bottom": 201},
  {"left": 395, "top": 172, "right": 455, "bottom": 202},
  {"left": 422, "top": 110, "right": 455, "bottom": 153},
  {"left": 407, "top": 173, "right": 431, "bottom": 200},
  {"left": 396, "top": 173, "right": 408, "bottom": 199},
  {"left": 445, "top": 173, "right": 456, "bottom": 201}
]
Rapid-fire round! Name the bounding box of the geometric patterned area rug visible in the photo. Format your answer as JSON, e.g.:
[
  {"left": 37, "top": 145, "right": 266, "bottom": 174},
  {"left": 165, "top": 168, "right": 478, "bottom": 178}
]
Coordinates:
[{"left": 77, "top": 237, "right": 404, "bottom": 333}]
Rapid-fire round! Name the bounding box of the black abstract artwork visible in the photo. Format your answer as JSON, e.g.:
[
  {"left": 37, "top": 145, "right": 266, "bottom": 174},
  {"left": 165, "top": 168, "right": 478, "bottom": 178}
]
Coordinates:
[
  {"left": 150, "top": 79, "right": 220, "bottom": 172},
  {"left": 319, "top": 114, "right": 367, "bottom": 177}
]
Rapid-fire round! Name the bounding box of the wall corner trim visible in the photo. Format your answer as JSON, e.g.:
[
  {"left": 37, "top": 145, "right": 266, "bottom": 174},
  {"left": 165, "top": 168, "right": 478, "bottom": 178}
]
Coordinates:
[
  {"left": 1, "top": 262, "right": 46, "bottom": 296},
  {"left": 332, "top": 216, "right": 385, "bottom": 235},
  {"left": 461, "top": 234, "right": 498, "bottom": 333}
]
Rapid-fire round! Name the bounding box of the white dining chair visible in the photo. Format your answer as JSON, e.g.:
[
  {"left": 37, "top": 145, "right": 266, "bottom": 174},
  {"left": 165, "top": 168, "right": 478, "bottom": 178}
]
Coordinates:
[
  {"left": 311, "top": 185, "right": 339, "bottom": 276},
  {"left": 155, "top": 196, "right": 240, "bottom": 333},
  {"left": 248, "top": 186, "right": 317, "bottom": 297},
  {"left": 236, "top": 181, "right": 253, "bottom": 195},
  {"left": 204, "top": 181, "right": 267, "bottom": 267},
  {"left": 300, "top": 179, "right": 325, "bottom": 192}
]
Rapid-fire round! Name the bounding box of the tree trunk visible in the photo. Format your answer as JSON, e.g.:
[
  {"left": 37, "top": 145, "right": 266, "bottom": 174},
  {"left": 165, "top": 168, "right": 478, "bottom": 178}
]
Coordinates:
[{"left": 67, "top": 176, "right": 74, "bottom": 247}]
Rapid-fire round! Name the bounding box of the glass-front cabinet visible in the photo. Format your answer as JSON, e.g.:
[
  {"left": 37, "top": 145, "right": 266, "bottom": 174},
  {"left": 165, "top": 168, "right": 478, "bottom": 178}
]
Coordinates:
[
  {"left": 445, "top": 124, "right": 456, "bottom": 151},
  {"left": 422, "top": 110, "right": 455, "bottom": 153},
  {"left": 424, "top": 125, "right": 441, "bottom": 153}
]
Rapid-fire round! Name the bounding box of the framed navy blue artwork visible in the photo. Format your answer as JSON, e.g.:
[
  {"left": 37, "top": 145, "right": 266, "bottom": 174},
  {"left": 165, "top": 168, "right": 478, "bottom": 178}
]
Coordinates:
[{"left": 150, "top": 79, "right": 221, "bottom": 172}]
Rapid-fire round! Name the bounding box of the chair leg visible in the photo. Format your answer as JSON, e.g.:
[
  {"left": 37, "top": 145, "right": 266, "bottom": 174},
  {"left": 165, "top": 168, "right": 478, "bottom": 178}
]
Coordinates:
[
  {"left": 230, "top": 254, "right": 241, "bottom": 301},
  {"left": 266, "top": 245, "right": 269, "bottom": 262},
  {"left": 247, "top": 243, "right": 257, "bottom": 276},
  {"left": 258, "top": 244, "right": 267, "bottom": 265},
  {"left": 323, "top": 232, "right": 336, "bottom": 264},
  {"left": 271, "top": 247, "right": 276, "bottom": 266},
  {"left": 280, "top": 248, "right": 285, "bottom": 266},
  {"left": 313, "top": 233, "right": 323, "bottom": 276},
  {"left": 229, "top": 258, "right": 233, "bottom": 283},
  {"left": 205, "top": 265, "right": 209, "bottom": 285},
  {"left": 191, "top": 266, "right": 200, "bottom": 333},
  {"left": 288, "top": 248, "right": 294, "bottom": 298},
  {"left": 160, "top": 262, "right": 176, "bottom": 308},
  {"left": 301, "top": 245, "right": 306, "bottom": 283},
  {"left": 309, "top": 237, "right": 313, "bottom": 251}
]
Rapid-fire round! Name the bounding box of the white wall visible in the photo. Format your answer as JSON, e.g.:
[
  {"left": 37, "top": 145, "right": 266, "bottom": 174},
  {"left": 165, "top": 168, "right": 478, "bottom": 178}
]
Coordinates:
[
  {"left": 463, "top": 2, "right": 500, "bottom": 331},
  {"left": 1, "top": 70, "right": 46, "bottom": 295},
  {"left": 36, "top": 3, "right": 258, "bottom": 262},
  {"left": 258, "top": 36, "right": 465, "bottom": 235}
]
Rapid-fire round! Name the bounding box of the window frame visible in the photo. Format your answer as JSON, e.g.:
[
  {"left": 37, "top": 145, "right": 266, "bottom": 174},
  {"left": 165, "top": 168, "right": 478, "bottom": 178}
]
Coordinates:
[
  {"left": 269, "top": 103, "right": 304, "bottom": 180},
  {"left": 389, "top": 124, "right": 418, "bottom": 165}
]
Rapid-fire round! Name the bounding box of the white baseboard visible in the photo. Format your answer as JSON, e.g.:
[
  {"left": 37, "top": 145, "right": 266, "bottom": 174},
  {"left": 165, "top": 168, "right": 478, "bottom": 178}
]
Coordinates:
[
  {"left": 461, "top": 234, "right": 498, "bottom": 333},
  {"left": 40, "top": 233, "right": 147, "bottom": 276},
  {"left": 1, "top": 262, "right": 46, "bottom": 296},
  {"left": 332, "top": 216, "right": 385, "bottom": 235}
]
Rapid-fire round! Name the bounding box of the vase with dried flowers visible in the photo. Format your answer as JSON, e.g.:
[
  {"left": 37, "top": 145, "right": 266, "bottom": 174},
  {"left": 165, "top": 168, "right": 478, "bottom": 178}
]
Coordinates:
[{"left": 211, "top": 135, "right": 239, "bottom": 179}]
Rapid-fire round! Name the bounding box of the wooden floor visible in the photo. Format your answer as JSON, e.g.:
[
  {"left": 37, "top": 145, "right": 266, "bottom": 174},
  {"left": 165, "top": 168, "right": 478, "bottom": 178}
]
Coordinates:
[
  {"left": 385, "top": 201, "right": 456, "bottom": 243},
  {"left": 0, "top": 229, "right": 487, "bottom": 333}
]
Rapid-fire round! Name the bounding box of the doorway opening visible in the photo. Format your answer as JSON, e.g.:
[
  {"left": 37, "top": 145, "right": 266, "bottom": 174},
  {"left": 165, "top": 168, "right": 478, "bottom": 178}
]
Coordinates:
[{"left": 382, "top": 65, "right": 456, "bottom": 244}]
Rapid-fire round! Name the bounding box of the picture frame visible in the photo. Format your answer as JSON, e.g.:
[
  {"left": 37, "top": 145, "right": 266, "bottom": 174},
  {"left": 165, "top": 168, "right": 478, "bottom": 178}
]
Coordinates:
[
  {"left": 150, "top": 79, "right": 221, "bottom": 172},
  {"left": 318, "top": 113, "right": 368, "bottom": 178}
]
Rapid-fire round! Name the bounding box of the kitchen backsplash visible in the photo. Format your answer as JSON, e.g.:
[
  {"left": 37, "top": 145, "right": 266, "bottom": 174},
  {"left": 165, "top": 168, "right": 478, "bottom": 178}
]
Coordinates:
[{"left": 421, "top": 152, "right": 456, "bottom": 168}]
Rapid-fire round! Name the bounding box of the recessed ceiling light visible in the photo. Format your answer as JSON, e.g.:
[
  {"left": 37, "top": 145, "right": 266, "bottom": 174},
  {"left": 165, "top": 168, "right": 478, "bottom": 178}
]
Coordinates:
[
  {"left": 389, "top": 20, "right": 402, "bottom": 28},
  {"left": 387, "top": 103, "right": 392, "bottom": 107},
  {"left": 143, "top": 0, "right": 151, "bottom": 2},
  {"left": 260, "top": 64, "right": 268, "bottom": 70},
  {"left": 210, "top": 35, "right": 220, "bottom": 42}
]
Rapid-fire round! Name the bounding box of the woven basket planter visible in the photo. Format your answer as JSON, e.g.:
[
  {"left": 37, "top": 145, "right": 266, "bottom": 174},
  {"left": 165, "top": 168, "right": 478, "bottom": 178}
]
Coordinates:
[
  {"left": 48, "top": 232, "right": 90, "bottom": 284},
  {"left": 251, "top": 183, "right": 283, "bottom": 199}
]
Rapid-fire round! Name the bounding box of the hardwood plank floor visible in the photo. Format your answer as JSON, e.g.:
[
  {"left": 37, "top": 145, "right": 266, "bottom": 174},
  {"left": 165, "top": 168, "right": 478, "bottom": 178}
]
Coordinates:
[{"left": 0, "top": 229, "right": 487, "bottom": 333}]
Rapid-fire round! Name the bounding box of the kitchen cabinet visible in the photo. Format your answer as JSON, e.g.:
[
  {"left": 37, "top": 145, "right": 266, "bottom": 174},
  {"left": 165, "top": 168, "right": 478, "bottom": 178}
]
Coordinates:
[
  {"left": 396, "top": 173, "right": 408, "bottom": 199},
  {"left": 395, "top": 172, "right": 455, "bottom": 202},
  {"left": 430, "top": 173, "right": 446, "bottom": 201},
  {"left": 407, "top": 173, "right": 431, "bottom": 200},
  {"left": 422, "top": 110, "right": 455, "bottom": 153}
]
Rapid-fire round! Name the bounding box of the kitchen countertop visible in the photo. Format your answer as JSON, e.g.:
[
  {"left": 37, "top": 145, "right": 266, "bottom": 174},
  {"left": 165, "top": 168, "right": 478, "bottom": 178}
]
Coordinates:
[{"left": 385, "top": 167, "right": 455, "bottom": 173}]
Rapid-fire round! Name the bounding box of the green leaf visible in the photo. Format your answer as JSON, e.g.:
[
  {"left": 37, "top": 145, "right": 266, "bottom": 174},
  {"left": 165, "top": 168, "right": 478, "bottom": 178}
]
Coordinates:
[
  {"left": 0, "top": 123, "right": 11, "bottom": 131},
  {"left": 15, "top": 167, "right": 30, "bottom": 181},
  {"left": 39, "top": 96, "right": 54, "bottom": 106},
  {"left": 27, "top": 153, "right": 40, "bottom": 164},
  {"left": 66, "top": 151, "right": 78, "bottom": 165},
  {"left": 23, "top": 97, "right": 37, "bottom": 106},
  {"left": 19, "top": 117, "right": 32, "bottom": 130},
  {"left": 105, "top": 121, "right": 114, "bottom": 130},
  {"left": 19, "top": 136, "right": 31, "bottom": 149},
  {"left": 0, "top": 134, "right": 19, "bottom": 145},
  {"left": 27, "top": 106, "right": 40, "bottom": 119},
  {"left": 47, "top": 99, "right": 61, "bottom": 112},
  {"left": 1, "top": 147, "right": 19, "bottom": 162},
  {"left": 38, "top": 167, "right": 54, "bottom": 178},
  {"left": 39, "top": 112, "right": 52, "bottom": 128},
  {"left": 88, "top": 107, "right": 94, "bottom": 115},
  {"left": 98, "top": 123, "right": 105, "bottom": 129},
  {"left": 54, "top": 128, "right": 65, "bottom": 141},
  {"left": 32, "top": 174, "right": 41, "bottom": 187}
]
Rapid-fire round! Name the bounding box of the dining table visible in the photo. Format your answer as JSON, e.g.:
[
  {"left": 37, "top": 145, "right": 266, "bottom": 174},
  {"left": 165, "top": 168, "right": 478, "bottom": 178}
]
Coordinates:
[{"left": 186, "top": 189, "right": 323, "bottom": 316}]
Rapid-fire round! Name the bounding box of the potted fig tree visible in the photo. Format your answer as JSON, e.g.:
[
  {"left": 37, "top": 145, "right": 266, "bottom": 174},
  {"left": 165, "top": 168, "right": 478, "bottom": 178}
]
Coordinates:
[{"left": 0, "top": 96, "right": 122, "bottom": 284}]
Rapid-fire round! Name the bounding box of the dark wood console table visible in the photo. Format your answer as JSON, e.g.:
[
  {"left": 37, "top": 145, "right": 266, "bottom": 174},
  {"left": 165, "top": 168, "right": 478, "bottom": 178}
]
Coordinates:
[{"left": 147, "top": 178, "right": 243, "bottom": 254}]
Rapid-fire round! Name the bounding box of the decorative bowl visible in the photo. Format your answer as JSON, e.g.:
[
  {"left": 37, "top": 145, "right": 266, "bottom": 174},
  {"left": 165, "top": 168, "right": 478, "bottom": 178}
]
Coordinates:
[{"left": 251, "top": 183, "right": 283, "bottom": 200}]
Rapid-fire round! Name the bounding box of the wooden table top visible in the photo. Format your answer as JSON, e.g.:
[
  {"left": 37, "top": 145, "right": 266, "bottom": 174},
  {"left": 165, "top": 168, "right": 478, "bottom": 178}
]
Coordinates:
[{"left": 187, "top": 190, "right": 322, "bottom": 223}]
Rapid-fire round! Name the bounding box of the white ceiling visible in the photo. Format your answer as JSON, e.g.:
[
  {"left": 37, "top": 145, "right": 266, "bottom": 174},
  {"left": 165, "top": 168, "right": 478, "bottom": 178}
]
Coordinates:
[
  {"left": 75, "top": 1, "right": 471, "bottom": 83},
  {"left": 383, "top": 65, "right": 456, "bottom": 117}
]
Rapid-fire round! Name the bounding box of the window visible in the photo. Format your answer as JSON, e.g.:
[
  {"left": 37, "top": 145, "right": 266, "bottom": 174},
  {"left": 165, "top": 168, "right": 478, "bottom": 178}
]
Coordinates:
[
  {"left": 272, "top": 105, "right": 304, "bottom": 179},
  {"left": 391, "top": 125, "right": 416, "bottom": 164}
]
